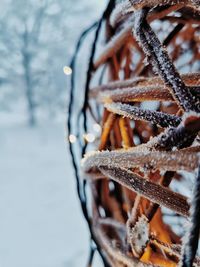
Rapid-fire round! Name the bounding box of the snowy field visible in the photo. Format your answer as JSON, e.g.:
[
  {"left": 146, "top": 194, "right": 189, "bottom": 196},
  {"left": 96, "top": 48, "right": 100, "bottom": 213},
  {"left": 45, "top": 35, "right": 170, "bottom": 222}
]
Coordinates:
[
  {"left": 0, "top": 0, "right": 108, "bottom": 266},
  {"left": 0, "top": 120, "right": 90, "bottom": 267}
]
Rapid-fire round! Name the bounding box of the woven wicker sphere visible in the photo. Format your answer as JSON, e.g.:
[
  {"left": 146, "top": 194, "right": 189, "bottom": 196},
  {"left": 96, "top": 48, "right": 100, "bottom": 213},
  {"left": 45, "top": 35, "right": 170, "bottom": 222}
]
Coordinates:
[{"left": 68, "top": 1, "right": 200, "bottom": 266}]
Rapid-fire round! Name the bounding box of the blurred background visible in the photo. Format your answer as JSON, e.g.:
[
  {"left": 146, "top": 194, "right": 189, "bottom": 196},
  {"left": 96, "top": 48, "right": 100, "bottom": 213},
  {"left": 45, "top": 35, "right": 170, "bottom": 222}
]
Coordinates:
[{"left": 0, "top": 0, "right": 106, "bottom": 266}]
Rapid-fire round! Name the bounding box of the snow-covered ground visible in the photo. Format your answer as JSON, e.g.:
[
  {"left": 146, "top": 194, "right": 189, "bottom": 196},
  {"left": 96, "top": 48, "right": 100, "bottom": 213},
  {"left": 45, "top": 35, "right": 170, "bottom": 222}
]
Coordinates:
[
  {"left": 0, "top": 0, "right": 108, "bottom": 265},
  {"left": 0, "top": 121, "right": 89, "bottom": 267}
]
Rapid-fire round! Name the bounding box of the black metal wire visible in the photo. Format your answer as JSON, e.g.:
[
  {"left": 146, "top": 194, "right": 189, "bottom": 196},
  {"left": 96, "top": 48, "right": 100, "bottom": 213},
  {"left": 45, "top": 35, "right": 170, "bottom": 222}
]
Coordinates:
[
  {"left": 81, "top": 0, "right": 116, "bottom": 157},
  {"left": 68, "top": 21, "right": 98, "bottom": 204},
  {"left": 67, "top": 1, "right": 116, "bottom": 266},
  {"left": 67, "top": 21, "right": 111, "bottom": 267}
]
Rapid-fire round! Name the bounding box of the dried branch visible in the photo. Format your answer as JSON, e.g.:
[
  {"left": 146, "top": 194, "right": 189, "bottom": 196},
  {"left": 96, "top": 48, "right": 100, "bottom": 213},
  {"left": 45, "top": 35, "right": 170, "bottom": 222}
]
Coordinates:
[
  {"left": 99, "top": 166, "right": 189, "bottom": 217},
  {"left": 181, "top": 166, "right": 200, "bottom": 267},
  {"left": 105, "top": 102, "right": 181, "bottom": 128}
]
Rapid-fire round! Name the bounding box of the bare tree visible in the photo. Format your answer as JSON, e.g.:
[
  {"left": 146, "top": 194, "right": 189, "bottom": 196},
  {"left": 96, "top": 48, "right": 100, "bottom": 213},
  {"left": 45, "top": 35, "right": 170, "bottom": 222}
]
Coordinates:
[{"left": 0, "top": 0, "right": 105, "bottom": 125}]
